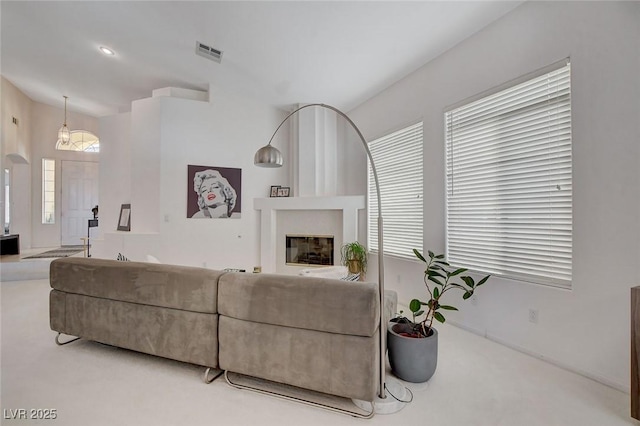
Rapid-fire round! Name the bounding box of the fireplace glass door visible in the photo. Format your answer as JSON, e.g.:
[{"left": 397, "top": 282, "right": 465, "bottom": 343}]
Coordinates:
[{"left": 286, "top": 235, "right": 334, "bottom": 266}]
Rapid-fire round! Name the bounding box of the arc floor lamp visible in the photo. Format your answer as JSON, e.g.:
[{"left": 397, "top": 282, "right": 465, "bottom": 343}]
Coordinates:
[{"left": 249, "top": 103, "right": 407, "bottom": 416}]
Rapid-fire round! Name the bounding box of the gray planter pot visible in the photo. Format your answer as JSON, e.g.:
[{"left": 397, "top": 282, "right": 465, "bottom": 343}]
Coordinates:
[{"left": 387, "top": 322, "right": 438, "bottom": 383}]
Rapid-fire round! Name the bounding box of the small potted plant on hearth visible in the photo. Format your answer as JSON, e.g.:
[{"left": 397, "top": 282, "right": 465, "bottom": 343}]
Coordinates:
[
  {"left": 340, "top": 241, "right": 367, "bottom": 280},
  {"left": 387, "top": 249, "right": 490, "bottom": 382}
]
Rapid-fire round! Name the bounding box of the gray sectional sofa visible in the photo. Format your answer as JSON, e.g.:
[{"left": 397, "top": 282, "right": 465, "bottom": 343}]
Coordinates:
[
  {"left": 50, "top": 258, "right": 223, "bottom": 368},
  {"left": 49, "top": 257, "right": 395, "bottom": 405}
]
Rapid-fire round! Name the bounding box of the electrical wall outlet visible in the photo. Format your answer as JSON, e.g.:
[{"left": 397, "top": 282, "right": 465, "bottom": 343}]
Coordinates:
[{"left": 528, "top": 308, "right": 539, "bottom": 324}]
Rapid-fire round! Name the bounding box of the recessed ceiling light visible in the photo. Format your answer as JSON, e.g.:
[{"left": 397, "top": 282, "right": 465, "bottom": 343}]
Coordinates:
[{"left": 99, "top": 46, "right": 115, "bottom": 56}]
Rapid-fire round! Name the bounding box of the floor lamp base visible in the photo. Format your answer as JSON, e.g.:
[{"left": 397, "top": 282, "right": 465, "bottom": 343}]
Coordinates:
[{"left": 352, "top": 377, "right": 409, "bottom": 414}]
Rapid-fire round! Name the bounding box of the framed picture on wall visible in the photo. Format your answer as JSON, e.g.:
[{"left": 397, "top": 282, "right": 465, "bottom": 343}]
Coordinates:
[
  {"left": 187, "top": 165, "right": 242, "bottom": 219},
  {"left": 117, "top": 204, "right": 131, "bottom": 231}
]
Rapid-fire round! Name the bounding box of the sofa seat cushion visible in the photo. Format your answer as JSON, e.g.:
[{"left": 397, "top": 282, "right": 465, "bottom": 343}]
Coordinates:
[
  {"left": 50, "top": 257, "right": 223, "bottom": 314},
  {"left": 219, "top": 316, "right": 378, "bottom": 401},
  {"left": 51, "top": 290, "right": 219, "bottom": 367},
  {"left": 218, "top": 272, "right": 379, "bottom": 337}
]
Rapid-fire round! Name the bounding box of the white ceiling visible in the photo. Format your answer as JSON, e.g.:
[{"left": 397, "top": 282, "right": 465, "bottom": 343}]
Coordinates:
[{"left": 1, "top": 1, "right": 523, "bottom": 117}]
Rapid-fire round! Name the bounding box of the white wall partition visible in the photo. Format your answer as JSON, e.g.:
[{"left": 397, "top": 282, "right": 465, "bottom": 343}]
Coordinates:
[
  {"left": 347, "top": 1, "right": 640, "bottom": 391},
  {"left": 94, "top": 87, "right": 288, "bottom": 270},
  {"left": 96, "top": 112, "right": 131, "bottom": 244}
]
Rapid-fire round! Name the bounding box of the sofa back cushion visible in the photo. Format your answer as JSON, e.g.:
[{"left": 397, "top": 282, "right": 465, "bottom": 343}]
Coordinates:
[
  {"left": 50, "top": 257, "right": 222, "bottom": 314},
  {"left": 218, "top": 272, "right": 379, "bottom": 337}
]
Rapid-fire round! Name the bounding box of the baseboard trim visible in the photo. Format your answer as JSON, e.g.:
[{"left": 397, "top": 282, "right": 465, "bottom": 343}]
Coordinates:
[{"left": 447, "top": 319, "right": 629, "bottom": 394}]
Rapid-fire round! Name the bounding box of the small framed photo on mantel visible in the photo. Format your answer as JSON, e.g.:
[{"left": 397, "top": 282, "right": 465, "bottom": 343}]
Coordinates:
[
  {"left": 277, "top": 187, "right": 290, "bottom": 197},
  {"left": 269, "top": 186, "right": 290, "bottom": 197}
]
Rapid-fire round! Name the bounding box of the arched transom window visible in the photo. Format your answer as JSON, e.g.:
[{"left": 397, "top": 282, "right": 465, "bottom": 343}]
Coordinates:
[{"left": 56, "top": 130, "right": 100, "bottom": 152}]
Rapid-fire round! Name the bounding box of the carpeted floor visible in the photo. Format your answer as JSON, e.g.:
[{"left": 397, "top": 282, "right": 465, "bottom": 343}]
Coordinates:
[
  {"left": 23, "top": 245, "right": 85, "bottom": 259},
  {"left": 0, "top": 278, "right": 633, "bottom": 426}
]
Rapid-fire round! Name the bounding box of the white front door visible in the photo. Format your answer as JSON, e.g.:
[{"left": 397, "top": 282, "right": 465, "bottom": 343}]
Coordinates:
[{"left": 61, "top": 161, "right": 99, "bottom": 246}]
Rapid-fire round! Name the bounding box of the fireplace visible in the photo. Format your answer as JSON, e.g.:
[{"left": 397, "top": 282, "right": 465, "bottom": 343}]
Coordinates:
[
  {"left": 286, "top": 235, "right": 334, "bottom": 266},
  {"left": 254, "top": 196, "right": 364, "bottom": 273}
]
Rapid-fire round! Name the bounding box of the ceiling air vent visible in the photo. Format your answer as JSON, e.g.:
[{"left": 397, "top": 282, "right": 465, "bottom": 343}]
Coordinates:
[{"left": 196, "top": 41, "right": 223, "bottom": 63}]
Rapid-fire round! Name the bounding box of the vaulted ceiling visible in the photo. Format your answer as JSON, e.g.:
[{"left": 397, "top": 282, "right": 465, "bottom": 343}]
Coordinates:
[{"left": 1, "top": 1, "right": 523, "bottom": 117}]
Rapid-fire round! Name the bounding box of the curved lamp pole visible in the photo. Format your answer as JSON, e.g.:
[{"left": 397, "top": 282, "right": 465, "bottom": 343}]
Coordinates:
[{"left": 254, "top": 103, "right": 387, "bottom": 401}]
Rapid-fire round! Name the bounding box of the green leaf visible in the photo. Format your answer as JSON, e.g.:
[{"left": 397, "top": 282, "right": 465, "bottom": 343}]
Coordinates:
[
  {"left": 413, "top": 249, "right": 427, "bottom": 263},
  {"left": 428, "top": 250, "right": 435, "bottom": 259},
  {"left": 414, "top": 310, "right": 424, "bottom": 317},
  {"left": 427, "top": 270, "right": 446, "bottom": 279},
  {"left": 409, "top": 299, "right": 422, "bottom": 313},
  {"left": 463, "top": 291, "right": 472, "bottom": 300},
  {"left": 476, "top": 275, "right": 490, "bottom": 287},
  {"left": 449, "top": 268, "right": 468, "bottom": 276},
  {"left": 434, "top": 260, "right": 450, "bottom": 266},
  {"left": 433, "top": 287, "right": 440, "bottom": 299},
  {"left": 434, "top": 312, "right": 446, "bottom": 323},
  {"left": 428, "top": 276, "right": 444, "bottom": 286},
  {"left": 435, "top": 254, "right": 445, "bottom": 259},
  {"left": 439, "top": 305, "right": 458, "bottom": 311},
  {"left": 461, "top": 276, "right": 475, "bottom": 288}
]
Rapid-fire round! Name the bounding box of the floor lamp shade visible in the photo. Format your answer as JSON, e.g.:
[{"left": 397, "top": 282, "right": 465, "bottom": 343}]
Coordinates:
[{"left": 254, "top": 144, "right": 283, "bottom": 168}]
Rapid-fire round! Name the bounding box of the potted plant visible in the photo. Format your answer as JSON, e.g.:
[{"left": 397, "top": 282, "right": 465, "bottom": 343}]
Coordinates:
[
  {"left": 387, "top": 249, "right": 490, "bottom": 382},
  {"left": 340, "top": 241, "right": 367, "bottom": 278}
]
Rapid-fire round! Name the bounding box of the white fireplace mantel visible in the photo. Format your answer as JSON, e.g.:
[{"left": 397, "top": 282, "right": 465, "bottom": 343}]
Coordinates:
[{"left": 254, "top": 196, "right": 365, "bottom": 273}]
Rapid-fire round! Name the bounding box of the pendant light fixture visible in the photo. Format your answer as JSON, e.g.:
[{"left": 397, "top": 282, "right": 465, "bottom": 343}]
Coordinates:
[{"left": 57, "top": 95, "right": 70, "bottom": 144}]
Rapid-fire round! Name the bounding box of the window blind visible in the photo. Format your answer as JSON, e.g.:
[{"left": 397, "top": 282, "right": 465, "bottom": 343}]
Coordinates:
[
  {"left": 445, "top": 61, "right": 572, "bottom": 287},
  {"left": 368, "top": 122, "right": 423, "bottom": 260}
]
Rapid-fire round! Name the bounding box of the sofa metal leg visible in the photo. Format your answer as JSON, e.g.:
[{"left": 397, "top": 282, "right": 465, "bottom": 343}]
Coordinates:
[
  {"left": 55, "top": 332, "right": 80, "bottom": 346},
  {"left": 224, "top": 371, "right": 375, "bottom": 419},
  {"left": 203, "top": 367, "right": 223, "bottom": 384}
]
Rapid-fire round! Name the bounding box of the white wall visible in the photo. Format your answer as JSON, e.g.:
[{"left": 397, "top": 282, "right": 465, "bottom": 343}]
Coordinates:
[
  {"left": 1, "top": 78, "right": 32, "bottom": 163},
  {"left": 293, "top": 107, "right": 338, "bottom": 197},
  {"left": 95, "top": 87, "right": 289, "bottom": 270},
  {"left": 1, "top": 77, "right": 33, "bottom": 248},
  {"left": 348, "top": 1, "right": 640, "bottom": 391}
]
